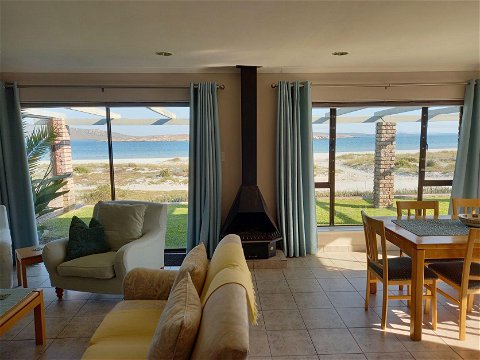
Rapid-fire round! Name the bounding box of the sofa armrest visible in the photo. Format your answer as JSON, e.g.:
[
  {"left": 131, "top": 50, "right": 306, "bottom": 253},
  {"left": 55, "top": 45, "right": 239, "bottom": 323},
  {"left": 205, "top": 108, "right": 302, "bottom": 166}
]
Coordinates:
[
  {"left": 123, "top": 268, "right": 179, "bottom": 300},
  {"left": 42, "top": 237, "right": 69, "bottom": 275}
]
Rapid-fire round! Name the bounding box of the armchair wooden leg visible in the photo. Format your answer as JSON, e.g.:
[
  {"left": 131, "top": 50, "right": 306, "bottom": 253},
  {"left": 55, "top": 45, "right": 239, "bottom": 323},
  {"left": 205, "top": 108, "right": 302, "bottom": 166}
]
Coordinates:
[{"left": 55, "top": 287, "right": 64, "bottom": 300}]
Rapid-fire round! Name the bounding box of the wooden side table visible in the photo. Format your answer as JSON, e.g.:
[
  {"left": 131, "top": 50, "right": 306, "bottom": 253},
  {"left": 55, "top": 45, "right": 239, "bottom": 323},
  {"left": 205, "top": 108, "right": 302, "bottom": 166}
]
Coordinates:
[
  {"left": 0, "top": 288, "right": 46, "bottom": 345},
  {"left": 15, "top": 246, "right": 44, "bottom": 288}
]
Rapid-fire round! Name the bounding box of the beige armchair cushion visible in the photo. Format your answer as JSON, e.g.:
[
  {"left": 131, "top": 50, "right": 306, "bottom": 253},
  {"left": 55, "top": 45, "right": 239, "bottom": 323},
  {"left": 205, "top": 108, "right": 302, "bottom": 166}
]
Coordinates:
[
  {"left": 147, "top": 272, "right": 202, "bottom": 360},
  {"left": 57, "top": 251, "right": 116, "bottom": 279},
  {"left": 172, "top": 243, "right": 208, "bottom": 295},
  {"left": 96, "top": 202, "right": 147, "bottom": 250}
]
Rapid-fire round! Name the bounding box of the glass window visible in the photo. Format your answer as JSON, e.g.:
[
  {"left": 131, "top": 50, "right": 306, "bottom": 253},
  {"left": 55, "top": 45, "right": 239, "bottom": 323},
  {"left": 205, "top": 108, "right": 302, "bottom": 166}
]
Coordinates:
[{"left": 109, "top": 106, "right": 189, "bottom": 249}]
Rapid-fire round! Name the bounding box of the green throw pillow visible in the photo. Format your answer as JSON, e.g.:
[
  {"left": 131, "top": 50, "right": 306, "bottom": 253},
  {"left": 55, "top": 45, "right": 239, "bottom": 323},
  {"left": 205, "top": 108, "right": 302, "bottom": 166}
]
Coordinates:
[{"left": 65, "top": 216, "right": 111, "bottom": 262}]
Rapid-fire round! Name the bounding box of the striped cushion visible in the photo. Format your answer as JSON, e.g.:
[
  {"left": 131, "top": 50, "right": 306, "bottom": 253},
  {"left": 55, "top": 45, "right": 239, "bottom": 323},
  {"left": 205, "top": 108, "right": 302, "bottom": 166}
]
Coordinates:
[
  {"left": 429, "top": 261, "right": 480, "bottom": 290},
  {"left": 369, "top": 257, "right": 438, "bottom": 281}
]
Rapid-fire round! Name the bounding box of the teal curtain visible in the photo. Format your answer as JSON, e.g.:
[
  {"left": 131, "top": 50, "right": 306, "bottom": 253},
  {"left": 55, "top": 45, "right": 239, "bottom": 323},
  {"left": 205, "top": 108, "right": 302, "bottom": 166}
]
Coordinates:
[
  {"left": 187, "top": 82, "right": 222, "bottom": 257},
  {"left": 451, "top": 79, "right": 480, "bottom": 200},
  {"left": 276, "top": 81, "right": 317, "bottom": 257},
  {"left": 0, "top": 82, "right": 38, "bottom": 250}
]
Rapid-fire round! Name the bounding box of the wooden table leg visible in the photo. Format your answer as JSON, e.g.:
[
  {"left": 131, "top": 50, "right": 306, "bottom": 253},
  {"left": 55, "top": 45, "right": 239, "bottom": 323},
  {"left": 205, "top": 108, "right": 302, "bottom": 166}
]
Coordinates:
[
  {"left": 410, "top": 249, "right": 425, "bottom": 341},
  {"left": 16, "top": 256, "right": 21, "bottom": 286},
  {"left": 33, "top": 292, "right": 46, "bottom": 345},
  {"left": 21, "top": 261, "right": 28, "bottom": 288}
]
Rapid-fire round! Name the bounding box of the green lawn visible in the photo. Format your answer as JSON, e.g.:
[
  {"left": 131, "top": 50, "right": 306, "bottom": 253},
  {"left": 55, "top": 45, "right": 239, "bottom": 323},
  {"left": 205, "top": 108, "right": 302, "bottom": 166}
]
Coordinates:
[
  {"left": 40, "top": 204, "right": 188, "bottom": 249},
  {"left": 316, "top": 196, "right": 451, "bottom": 226}
]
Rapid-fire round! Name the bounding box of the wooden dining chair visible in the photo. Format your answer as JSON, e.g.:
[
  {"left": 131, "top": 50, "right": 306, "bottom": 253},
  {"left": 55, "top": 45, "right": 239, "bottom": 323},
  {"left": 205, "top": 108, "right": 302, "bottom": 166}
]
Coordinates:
[
  {"left": 452, "top": 198, "right": 480, "bottom": 220},
  {"left": 361, "top": 211, "right": 438, "bottom": 330},
  {"left": 428, "top": 228, "right": 480, "bottom": 340},
  {"left": 395, "top": 200, "right": 440, "bottom": 291}
]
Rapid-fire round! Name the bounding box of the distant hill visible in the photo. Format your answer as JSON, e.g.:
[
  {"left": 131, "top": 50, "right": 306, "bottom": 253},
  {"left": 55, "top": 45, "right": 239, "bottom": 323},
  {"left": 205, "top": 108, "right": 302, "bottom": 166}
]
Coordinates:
[
  {"left": 68, "top": 127, "right": 189, "bottom": 142},
  {"left": 313, "top": 132, "right": 354, "bottom": 139}
]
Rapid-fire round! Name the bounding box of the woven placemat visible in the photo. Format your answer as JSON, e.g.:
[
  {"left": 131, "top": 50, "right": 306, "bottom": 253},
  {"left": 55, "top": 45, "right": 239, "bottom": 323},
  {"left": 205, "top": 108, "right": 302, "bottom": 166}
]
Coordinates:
[{"left": 392, "top": 219, "right": 469, "bottom": 236}]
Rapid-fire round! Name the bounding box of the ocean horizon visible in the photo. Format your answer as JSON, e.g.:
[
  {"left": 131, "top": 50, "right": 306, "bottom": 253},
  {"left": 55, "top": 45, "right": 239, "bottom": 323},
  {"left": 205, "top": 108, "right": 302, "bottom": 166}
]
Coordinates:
[{"left": 70, "top": 133, "right": 458, "bottom": 160}]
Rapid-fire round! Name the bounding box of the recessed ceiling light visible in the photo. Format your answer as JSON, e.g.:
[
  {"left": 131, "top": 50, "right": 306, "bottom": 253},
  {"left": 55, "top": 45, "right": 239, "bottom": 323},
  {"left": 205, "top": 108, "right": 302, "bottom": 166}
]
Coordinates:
[
  {"left": 332, "top": 51, "right": 349, "bottom": 56},
  {"left": 156, "top": 51, "right": 173, "bottom": 56}
]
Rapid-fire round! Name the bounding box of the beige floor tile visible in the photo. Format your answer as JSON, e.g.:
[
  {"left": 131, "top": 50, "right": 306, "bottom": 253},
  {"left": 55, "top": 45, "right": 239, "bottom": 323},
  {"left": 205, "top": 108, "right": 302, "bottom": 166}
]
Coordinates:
[
  {"left": 319, "top": 355, "right": 366, "bottom": 360},
  {"left": 300, "top": 308, "right": 346, "bottom": 329},
  {"left": 271, "top": 356, "right": 319, "bottom": 360},
  {"left": 283, "top": 269, "right": 316, "bottom": 280},
  {"left": 288, "top": 279, "right": 323, "bottom": 293},
  {"left": 336, "top": 307, "right": 382, "bottom": 328},
  {"left": 326, "top": 291, "right": 366, "bottom": 308},
  {"left": 293, "top": 292, "right": 333, "bottom": 309},
  {"left": 57, "top": 290, "right": 92, "bottom": 300},
  {"left": 267, "top": 330, "right": 316, "bottom": 356},
  {"left": 454, "top": 350, "right": 480, "bottom": 359},
  {"left": 39, "top": 337, "right": 90, "bottom": 360},
  {"left": 349, "top": 327, "right": 406, "bottom": 353},
  {"left": 364, "top": 353, "right": 413, "bottom": 359},
  {"left": 318, "top": 278, "right": 356, "bottom": 292},
  {"left": 309, "top": 328, "right": 361, "bottom": 354},
  {"left": 434, "top": 324, "right": 480, "bottom": 352},
  {"left": 0, "top": 339, "right": 52, "bottom": 360},
  {"left": 341, "top": 270, "right": 367, "bottom": 279},
  {"left": 247, "top": 357, "right": 272, "bottom": 360},
  {"left": 76, "top": 299, "right": 119, "bottom": 316},
  {"left": 249, "top": 330, "right": 271, "bottom": 357},
  {"left": 44, "top": 300, "right": 86, "bottom": 318},
  {"left": 395, "top": 330, "right": 451, "bottom": 353},
  {"left": 56, "top": 315, "right": 104, "bottom": 338},
  {"left": 312, "top": 268, "right": 345, "bottom": 279},
  {"left": 255, "top": 269, "right": 286, "bottom": 281},
  {"left": 409, "top": 350, "right": 462, "bottom": 359},
  {"left": 257, "top": 279, "right": 291, "bottom": 294},
  {"left": 14, "top": 316, "right": 71, "bottom": 340},
  {"left": 0, "top": 313, "right": 34, "bottom": 340},
  {"left": 260, "top": 293, "right": 298, "bottom": 310},
  {"left": 263, "top": 309, "right": 306, "bottom": 330}
]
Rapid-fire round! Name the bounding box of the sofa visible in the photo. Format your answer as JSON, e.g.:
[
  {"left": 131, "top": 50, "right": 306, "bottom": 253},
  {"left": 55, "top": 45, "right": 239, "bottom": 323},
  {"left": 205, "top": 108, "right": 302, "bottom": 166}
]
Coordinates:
[
  {"left": 0, "top": 205, "right": 13, "bottom": 288},
  {"left": 43, "top": 201, "right": 167, "bottom": 297},
  {"left": 82, "top": 234, "right": 252, "bottom": 360}
]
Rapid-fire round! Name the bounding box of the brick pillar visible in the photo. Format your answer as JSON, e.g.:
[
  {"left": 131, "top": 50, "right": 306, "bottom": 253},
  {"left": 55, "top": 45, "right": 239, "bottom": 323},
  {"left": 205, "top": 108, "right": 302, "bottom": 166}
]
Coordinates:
[
  {"left": 48, "top": 118, "right": 75, "bottom": 210},
  {"left": 373, "top": 122, "right": 396, "bottom": 208}
]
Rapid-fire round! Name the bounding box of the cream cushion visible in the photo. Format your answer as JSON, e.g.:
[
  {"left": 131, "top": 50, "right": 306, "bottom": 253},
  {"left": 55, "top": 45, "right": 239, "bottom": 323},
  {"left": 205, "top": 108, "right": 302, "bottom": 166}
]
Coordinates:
[
  {"left": 147, "top": 272, "right": 202, "bottom": 360},
  {"left": 172, "top": 243, "right": 208, "bottom": 295},
  {"left": 96, "top": 202, "right": 147, "bottom": 250},
  {"left": 57, "top": 251, "right": 116, "bottom": 279}
]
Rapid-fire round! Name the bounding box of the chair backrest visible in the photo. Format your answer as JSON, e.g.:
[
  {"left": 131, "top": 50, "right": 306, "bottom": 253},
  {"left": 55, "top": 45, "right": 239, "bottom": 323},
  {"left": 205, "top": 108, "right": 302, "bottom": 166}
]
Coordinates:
[
  {"left": 396, "top": 200, "right": 439, "bottom": 220},
  {"left": 461, "top": 228, "right": 480, "bottom": 295},
  {"left": 452, "top": 198, "right": 480, "bottom": 219},
  {"left": 361, "top": 211, "right": 388, "bottom": 280}
]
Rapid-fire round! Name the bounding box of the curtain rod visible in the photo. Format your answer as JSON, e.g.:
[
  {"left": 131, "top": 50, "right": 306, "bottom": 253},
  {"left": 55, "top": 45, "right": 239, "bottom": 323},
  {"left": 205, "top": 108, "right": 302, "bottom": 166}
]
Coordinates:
[
  {"left": 271, "top": 81, "right": 468, "bottom": 89},
  {"left": 4, "top": 83, "right": 225, "bottom": 90}
]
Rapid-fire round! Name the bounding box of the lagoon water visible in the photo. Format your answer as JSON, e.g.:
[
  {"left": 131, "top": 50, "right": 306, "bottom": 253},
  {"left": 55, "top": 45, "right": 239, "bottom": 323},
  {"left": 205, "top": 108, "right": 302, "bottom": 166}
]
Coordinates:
[{"left": 71, "top": 133, "right": 458, "bottom": 160}]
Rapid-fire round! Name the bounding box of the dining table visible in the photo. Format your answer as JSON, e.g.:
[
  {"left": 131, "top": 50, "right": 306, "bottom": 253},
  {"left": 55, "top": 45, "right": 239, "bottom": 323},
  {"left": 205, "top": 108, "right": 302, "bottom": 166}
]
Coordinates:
[{"left": 378, "top": 216, "right": 480, "bottom": 341}]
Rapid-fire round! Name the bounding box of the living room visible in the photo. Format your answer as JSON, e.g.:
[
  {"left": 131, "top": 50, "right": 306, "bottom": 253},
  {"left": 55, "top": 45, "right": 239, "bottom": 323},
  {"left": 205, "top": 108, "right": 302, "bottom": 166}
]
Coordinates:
[{"left": 1, "top": 1, "right": 479, "bottom": 359}]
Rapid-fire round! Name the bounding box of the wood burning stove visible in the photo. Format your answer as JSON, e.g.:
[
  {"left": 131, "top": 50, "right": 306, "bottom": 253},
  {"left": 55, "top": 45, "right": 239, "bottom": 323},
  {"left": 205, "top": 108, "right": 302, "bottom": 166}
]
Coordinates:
[{"left": 221, "top": 66, "right": 282, "bottom": 259}]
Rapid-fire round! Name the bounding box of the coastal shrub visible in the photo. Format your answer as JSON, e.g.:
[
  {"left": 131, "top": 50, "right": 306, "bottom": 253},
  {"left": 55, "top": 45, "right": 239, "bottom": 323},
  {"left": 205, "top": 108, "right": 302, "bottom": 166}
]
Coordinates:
[
  {"left": 73, "top": 166, "right": 90, "bottom": 174},
  {"left": 157, "top": 168, "right": 172, "bottom": 178},
  {"left": 426, "top": 159, "right": 436, "bottom": 167}
]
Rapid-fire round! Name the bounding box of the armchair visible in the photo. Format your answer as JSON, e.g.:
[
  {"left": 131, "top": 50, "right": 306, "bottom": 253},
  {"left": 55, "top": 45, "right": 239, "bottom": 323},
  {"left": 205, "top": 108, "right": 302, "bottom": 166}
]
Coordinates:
[
  {"left": 0, "top": 205, "right": 13, "bottom": 288},
  {"left": 43, "top": 201, "right": 167, "bottom": 299}
]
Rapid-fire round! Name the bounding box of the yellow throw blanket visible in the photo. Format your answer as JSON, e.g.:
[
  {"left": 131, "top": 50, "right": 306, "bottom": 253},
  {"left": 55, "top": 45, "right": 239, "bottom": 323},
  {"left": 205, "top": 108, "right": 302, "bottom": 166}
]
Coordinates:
[{"left": 200, "top": 242, "right": 258, "bottom": 325}]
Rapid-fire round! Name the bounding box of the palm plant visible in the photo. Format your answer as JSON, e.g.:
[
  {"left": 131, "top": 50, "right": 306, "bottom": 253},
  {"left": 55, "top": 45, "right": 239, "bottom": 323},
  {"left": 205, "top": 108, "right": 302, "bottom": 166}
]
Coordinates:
[{"left": 25, "top": 122, "right": 70, "bottom": 233}]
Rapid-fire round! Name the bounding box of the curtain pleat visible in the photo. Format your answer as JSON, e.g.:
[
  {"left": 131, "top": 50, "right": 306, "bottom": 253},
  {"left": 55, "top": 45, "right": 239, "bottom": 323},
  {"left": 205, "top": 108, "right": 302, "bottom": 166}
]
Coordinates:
[
  {"left": 187, "top": 82, "right": 222, "bottom": 257},
  {"left": 0, "top": 82, "right": 38, "bottom": 250},
  {"left": 452, "top": 79, "right": 480, "bottom": 200},
  {"left": 276, "top": 81, "right": 317, "bottom": 257}
]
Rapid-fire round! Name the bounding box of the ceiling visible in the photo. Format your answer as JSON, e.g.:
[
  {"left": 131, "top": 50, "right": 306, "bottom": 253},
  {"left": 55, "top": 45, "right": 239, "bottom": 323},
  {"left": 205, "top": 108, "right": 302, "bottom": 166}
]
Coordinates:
[{"left": 1, "top": 0, "right": 479, "bottom": 74}]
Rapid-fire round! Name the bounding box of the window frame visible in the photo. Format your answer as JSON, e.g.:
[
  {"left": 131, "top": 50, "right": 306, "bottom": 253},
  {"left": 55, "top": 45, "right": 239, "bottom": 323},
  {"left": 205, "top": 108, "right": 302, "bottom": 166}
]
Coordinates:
[{"left": 312, "top": 100, "right": 464, "bottom": 227}]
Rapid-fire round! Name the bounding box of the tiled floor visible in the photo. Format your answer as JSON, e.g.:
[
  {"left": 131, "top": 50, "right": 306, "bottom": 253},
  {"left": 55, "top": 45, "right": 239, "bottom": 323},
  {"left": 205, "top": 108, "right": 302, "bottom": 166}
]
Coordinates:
[{"left": 1, "top": 252, "right": 479, "bottom": 360}]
